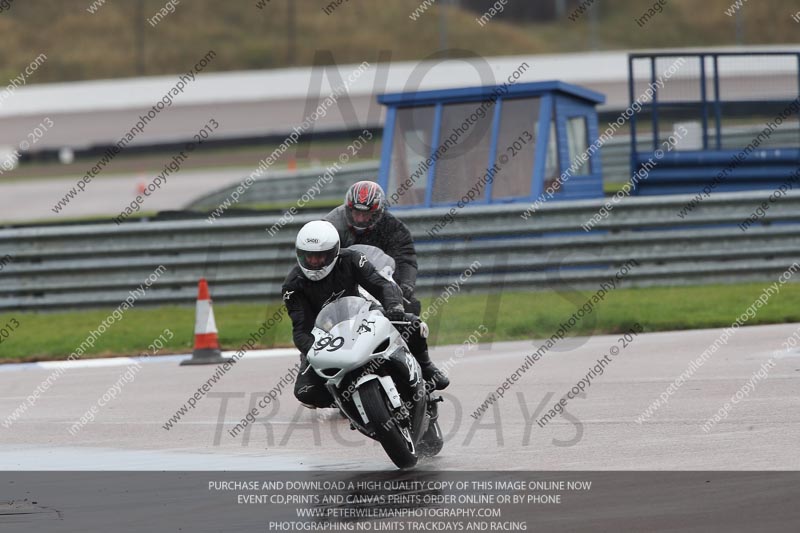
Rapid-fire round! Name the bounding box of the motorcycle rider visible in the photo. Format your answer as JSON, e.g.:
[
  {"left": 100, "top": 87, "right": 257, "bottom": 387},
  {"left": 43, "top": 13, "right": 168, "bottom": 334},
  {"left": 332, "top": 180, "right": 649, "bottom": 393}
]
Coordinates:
[
  {"left": 283, "top": 220, "right": 449, "bottom": 409},
  {"left": 325, "top": 181, "right": 422, "bottom": 315}
]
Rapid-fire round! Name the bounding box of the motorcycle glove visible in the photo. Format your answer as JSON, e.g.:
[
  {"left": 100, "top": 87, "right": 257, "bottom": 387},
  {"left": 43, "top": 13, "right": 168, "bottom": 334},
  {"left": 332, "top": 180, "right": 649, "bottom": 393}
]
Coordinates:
[
  {"left": 385, "top": 305, "right": 407, "bottom": 322},
  {"left": 400, "top": 283, "right": 415, "bottom": 301}
]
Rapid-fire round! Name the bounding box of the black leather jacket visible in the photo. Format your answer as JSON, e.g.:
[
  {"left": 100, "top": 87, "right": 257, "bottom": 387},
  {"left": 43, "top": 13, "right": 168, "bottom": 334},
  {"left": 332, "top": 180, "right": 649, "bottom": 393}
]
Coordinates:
[
  {"left": 325, "top": 205, "right": 418, "bottom": 291},
  {"left": 281, "top": 248, "right": 403, "bottom": 356}
]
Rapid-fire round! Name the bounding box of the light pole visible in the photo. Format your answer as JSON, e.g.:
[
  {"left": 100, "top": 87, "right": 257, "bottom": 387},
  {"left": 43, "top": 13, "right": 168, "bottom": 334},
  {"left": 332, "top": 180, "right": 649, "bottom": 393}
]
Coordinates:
[
  {"left": 555, "top": 0, "right": 566, "bottom": 19},
  {"left": 135, "top": 0, "right": 146, "bottom": 75},
  {"left": 589, "top": 0, "right": 600, "bottom": 50},
  {"left": 287, "top": 0, "right": 296, "bottom": 66},
  {"left": 438, "top": 0, "right": 449, "bottom": 56},
  {"left": 735, "top": 10, "right": 744, "bottom": 45}
]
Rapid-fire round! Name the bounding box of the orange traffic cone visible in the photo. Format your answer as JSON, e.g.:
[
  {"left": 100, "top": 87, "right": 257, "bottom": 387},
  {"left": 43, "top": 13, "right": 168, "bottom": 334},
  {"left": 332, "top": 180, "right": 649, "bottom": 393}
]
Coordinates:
[{"left": 180, "top": 278, "right": 231, "bottom": 365}]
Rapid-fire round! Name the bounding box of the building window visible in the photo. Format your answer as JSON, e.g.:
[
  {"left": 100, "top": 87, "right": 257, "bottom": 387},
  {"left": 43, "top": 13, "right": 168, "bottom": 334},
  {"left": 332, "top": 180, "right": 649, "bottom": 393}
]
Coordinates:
[
  {"left": 543, "top": 119, "right": 561, "bottom": 194},
  {"left": 566, "top": 116, "right": 590, "bottom": 176},
  {"left": 387, "top": 106, "right": 436, "bottom": 206},
  {"left": 491, "top": 98, "right": 540, "bottom": 199},
  {"left": 431, "top": 101, "right": 496, "bottom": 204}
]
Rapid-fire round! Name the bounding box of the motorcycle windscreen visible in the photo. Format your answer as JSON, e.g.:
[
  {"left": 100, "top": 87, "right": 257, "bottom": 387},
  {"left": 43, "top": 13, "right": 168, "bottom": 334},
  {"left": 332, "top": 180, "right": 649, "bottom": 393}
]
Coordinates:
[
  {"left": 348, "top": 244, "right": 396, "bottom": 277},
  {"left": 314, "top": 296, "right": 372, "bottom": 333}
]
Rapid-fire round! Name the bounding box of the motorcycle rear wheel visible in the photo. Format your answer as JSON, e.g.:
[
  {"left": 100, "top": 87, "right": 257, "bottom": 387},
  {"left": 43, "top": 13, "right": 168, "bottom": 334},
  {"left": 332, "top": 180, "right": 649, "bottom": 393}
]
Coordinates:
[{"left": 419, "top": 419, "right": 444, "bottom": 457}]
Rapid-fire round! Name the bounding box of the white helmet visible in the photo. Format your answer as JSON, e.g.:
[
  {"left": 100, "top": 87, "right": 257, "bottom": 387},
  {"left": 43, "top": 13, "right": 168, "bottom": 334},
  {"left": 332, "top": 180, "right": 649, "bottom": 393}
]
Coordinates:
[{"left": 295, "top": 220, "right": 340, "bottom": 281}]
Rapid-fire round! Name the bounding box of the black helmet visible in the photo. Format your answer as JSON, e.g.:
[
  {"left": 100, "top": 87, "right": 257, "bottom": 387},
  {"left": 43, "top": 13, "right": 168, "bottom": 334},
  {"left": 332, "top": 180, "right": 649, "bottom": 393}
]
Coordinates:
[{"left": 345, "top": 181, "right": 386, "bottom": 232}]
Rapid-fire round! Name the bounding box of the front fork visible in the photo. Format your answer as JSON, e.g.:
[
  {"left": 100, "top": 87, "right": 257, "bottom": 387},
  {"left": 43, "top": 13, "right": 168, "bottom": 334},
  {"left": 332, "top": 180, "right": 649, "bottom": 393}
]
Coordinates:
[
  {"left": 352, "top": 374, "right": 403, "bottom": 426},
  {"left": 328, "top": 373, "right": 428, "bottom": 442}
]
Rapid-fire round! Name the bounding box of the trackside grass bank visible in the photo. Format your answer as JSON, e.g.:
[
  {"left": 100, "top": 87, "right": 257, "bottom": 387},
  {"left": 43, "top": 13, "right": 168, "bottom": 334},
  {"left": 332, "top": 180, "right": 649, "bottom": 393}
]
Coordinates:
[{"left": 1, "top": 281, "right": 799, "bottom": 362}]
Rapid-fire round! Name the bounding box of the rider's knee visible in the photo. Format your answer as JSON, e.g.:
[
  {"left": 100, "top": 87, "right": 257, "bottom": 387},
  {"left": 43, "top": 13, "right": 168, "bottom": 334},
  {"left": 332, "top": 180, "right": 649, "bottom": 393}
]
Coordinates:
[{"left": 294, "top": 381, "right": 333, "bottom": 408}]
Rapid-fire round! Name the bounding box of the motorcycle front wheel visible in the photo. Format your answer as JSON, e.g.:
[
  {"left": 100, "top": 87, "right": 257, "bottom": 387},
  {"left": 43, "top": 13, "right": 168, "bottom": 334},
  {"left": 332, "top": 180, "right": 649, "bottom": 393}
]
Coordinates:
[{"left": 359, "top": 380, "right": 418, "bottom": 469}]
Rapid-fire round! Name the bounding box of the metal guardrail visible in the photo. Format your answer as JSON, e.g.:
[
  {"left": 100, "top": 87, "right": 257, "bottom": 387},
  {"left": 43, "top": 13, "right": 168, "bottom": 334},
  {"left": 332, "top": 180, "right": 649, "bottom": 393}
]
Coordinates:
[
  {"left": 185, "top": 161, "right": 380, "bottom": 210},
  {"left": 603, "top": 128, "right": 800, "bottom": 184},
  {"left": 2, "top": 190, "right": 799, "bottom": 311},
  {"left": 177, "top": 129, "right": 799, "bottom": 212}
]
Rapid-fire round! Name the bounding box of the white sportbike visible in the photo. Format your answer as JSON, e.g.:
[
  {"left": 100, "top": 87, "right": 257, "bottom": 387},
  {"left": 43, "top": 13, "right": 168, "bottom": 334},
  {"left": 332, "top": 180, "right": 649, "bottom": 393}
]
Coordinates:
[{"left": 306, "top": 246, "right": 443, "bottom": 469}]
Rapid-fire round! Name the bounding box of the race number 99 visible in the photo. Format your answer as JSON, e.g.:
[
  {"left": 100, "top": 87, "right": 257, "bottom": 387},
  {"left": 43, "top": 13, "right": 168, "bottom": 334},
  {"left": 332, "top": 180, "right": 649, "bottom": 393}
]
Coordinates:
[{"left": 315, "top": 336, "right": 344, "bottom": 351}]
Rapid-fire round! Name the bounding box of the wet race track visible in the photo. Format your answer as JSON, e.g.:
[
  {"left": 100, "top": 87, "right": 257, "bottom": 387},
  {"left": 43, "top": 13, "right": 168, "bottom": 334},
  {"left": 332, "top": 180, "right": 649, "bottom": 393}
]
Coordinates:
[
  {"left": 2, "top": 323, "right": 799, "bottom": 471},
  {"left": 2, "top": 325, "right": 800, "bottom": 532}
]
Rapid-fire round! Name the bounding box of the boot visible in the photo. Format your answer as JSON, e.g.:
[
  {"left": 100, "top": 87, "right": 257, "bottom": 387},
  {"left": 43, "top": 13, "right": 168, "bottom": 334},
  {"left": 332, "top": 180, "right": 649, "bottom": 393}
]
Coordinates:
[{"left": 416, "top": 350, "right": 449, "bottom": 390}]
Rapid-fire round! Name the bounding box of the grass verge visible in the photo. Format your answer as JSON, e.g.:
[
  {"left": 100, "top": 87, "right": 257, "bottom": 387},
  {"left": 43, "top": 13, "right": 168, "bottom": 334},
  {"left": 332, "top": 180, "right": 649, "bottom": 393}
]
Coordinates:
[
  {"left": 1, "top": 0, "right": 798, "bottom": 84},
  {"left": 1, "top": 280, "right": 798, "bottom": 363}
]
